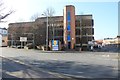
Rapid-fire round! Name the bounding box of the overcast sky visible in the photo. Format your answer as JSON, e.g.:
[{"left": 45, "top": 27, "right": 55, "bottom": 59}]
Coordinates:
[{"left": 0, "top": 0, "right": 119, "bottom": 40}]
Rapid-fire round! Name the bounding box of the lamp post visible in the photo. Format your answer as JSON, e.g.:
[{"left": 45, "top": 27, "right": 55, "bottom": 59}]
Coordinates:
[
  {"left": 86, "top": 33, "right": 88, "bottom": 50},
  {"left": 53, "top": 23, "right": 54, "bottom": 41},
  {"left": 86, "top": 33, "right": 88, "bottom": 44},
  {"left": 11, "top": 34, "right": 13, "bottom": 47},
  {"left": 80, "top": 16, "right": 82, "bottom": 51},
  {"left": 32, "top": 33, "right": 35, "bottom": 49},
  {"left": 42, "top": 14, "right": 48, "bottom": 51}
]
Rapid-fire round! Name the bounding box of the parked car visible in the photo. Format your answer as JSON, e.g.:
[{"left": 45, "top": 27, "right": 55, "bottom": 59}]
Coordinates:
[
  {"left": 41, "top": 45, "right": 50, "bottom": 51},
  {"left": 17, "top": 45, "right": 24, "bottom": 49},
  {"left": 24, "top": 43, "right": 36, "bottom": 49}
]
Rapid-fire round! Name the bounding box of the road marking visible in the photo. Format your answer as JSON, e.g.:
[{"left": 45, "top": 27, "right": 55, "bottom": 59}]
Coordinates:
[{"left": 102, "top": 55, "right": 110, "bottom": 57}]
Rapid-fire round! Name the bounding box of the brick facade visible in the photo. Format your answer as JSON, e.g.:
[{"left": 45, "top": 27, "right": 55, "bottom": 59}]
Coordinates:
[{"left": 8, "top": 5, "right": 94, "bottom": 51}]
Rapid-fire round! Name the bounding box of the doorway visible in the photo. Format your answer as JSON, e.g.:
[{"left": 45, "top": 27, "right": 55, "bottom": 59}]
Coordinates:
[{"left": 68, "top": 42, "right": 71, "bottom": 49}]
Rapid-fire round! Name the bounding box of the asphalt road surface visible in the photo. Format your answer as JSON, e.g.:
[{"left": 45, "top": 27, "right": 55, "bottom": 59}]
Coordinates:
[
  {"left": 0, "top": 47, "right": 119, "bottom": 79},
  {"left": 1, "top": 57, "right": 69, "bottom": 79}
]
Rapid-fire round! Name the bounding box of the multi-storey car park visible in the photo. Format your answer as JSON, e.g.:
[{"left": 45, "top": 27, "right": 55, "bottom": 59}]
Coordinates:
[{"left": 8, "top": 5, "right": 94, "bottom": 51}]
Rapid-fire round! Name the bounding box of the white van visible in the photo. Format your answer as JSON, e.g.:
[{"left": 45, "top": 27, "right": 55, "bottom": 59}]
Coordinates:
[
  {"left": 0, "top": 34, "right": 7, "bottom": 47},
  {"left": 0, "top": 34, "right": 2, "bottom": 47}
]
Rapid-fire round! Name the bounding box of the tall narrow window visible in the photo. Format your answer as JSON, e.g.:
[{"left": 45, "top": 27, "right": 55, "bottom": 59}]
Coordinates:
[
  {"left": 67, "top": 25, "right": 70, "bottom": 30},
  {"left": 67, "top": 11, "right": 71, "bottom": 21},
  {"left": 67, "top": 35, "right": 71, "bottom": 41}
]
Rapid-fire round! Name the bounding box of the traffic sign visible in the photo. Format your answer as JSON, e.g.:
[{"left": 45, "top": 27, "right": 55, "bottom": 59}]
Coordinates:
[{"left": 20, "top": 37, "right": 27, "bottom": 42}]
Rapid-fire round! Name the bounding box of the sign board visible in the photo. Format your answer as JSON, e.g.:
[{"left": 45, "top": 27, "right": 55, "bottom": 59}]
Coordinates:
[
  {"left": 88, "top": 41, "right": 94, "bottom": 46},
  {"left": 52, "top": 40, "right": 59, "bottom": 51},
  {"left": 20, "top": 37, "right": 27, "bottom": 42}
]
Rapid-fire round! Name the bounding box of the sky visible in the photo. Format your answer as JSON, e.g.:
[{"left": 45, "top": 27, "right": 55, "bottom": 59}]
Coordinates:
[{"left": 0, "top": 0, "right": 119, "bottom": 40}]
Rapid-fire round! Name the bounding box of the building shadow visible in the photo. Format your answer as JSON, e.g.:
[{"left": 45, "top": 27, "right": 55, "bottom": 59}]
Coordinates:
[
  {"left": 2, "top": 58, "right": 36, "bottom": 80},
  {"left": 11, "top": 56, "right": 118, "bottom": 79}
]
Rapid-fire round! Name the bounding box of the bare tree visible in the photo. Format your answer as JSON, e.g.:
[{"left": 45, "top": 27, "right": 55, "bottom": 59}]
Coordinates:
[
  {"left": 43, "top": 7, "right": 56, "bottom": 43},
  {"left": 30, "top": 13, "right": 41, "bottom": 21},
  {"left": 0, "top": 0, "right": 14, "bottom": 21},
  {"left": 29, "top": 7, "right": 55, "bottom": 48},
  {"left": 43, "top": 7, "right": 55, "bottom": 17},
  {"left": 30, "top": 7, "right": 55, "bottom": 21}
]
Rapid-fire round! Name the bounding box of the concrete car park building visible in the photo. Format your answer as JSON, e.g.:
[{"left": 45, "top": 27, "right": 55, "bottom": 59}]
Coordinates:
[{"left": 8, "top": 5, "right": 94, "bottom": 51}]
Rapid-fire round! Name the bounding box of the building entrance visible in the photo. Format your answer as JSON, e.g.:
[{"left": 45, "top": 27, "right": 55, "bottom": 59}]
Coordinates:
[{"left": 68, "top": 42, "right": 71, "bottom": 49}]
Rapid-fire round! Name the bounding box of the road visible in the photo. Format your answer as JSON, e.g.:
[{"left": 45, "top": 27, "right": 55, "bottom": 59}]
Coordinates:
[
  {"left": 1, "top": 57, "right": 69, "bottom": 79},
  {"left": 0, "top": 47, "right": 119, "bottom": 79}
]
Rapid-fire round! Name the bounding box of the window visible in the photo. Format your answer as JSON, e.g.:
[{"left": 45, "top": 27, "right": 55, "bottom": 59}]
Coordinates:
[
  {"left": 76, "top": 37, "right": 80, "bottom": 44},
  {"left": 67, "top": 11, "right": 71, "bottom": 21},
  {"left": 2, "top": 40, "right": 5, "bottom": 42},
  {"left": 76, "top": 29, "right": 80, "bottom": 35},
  {"left": 67, "top": 25, "right": 70, "bottom": 30},
  {"left": 4, "top": 30, "right": 7, "bottom": 34},
  {"left": 67, "top": 31, "right": 70, "bottom": 35},
  {"left": 68, "top": 22, "right": 70, "bottom": 25},
  {"left": 67, "top": 35, "right": 71, "bottom": 41},
  {"left": 92, "top": 28, "right": 94, "bottom": 35},
  {"left": 67, "top": 20, "right": 71, "bottom": 30}
]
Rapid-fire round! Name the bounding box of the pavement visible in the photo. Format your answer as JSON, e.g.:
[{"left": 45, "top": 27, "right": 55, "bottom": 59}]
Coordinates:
[{"left": 0, "top": 47, "right": 119, "bottom": 79}]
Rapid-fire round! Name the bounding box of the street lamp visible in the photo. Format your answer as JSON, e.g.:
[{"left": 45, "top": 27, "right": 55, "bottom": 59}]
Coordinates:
[
  {"left": 86, "top": 33, "right": 88, "bottom": 50},
  {"left": 42, "top": 14, "right": 48, "bottom": 51},
  {"left": 11, "top": 34, "right": 13, "bottom": 47},
  {"left": 86, "top": 33, "right": 88, "bottom": 44},
  {"left": 80, "top": 16, "right": 82, "bottom": 51},
  {"left": 52, "top": 23, "right": 54, "bottom": 41}
]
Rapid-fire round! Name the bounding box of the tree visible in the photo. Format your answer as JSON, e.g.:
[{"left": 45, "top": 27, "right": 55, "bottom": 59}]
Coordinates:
[
  {"left": 30, "top": 12, "right": 41, "bottom": 21},
  {"left": 43, "top": 7, "right": 55, "bottom": 17},
  {"left": 29, "top": 7, "right": 55, "bottom": 48},
  {"left": 0, "top": 0, "right": 14, "bottom": 21},
  {"left": 30, "top": 7, "right": 55, "bottom": 21},
  {"left": 43, "top": 7, "right": 55, "bottom": 50}
]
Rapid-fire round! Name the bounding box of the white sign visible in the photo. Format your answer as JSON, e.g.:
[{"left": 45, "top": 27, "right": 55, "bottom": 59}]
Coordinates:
[
  {"left": 20, "top": 37, "right": 27, "bottom": 42},
  {"left": 88, "top": 41, "right": 94, "bottom": 45}
]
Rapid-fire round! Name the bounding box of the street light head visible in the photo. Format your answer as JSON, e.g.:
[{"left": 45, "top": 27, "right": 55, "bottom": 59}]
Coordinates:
[
  {"left": 41, "top": 12, "right": 48, "bottom": 16},
  {"left": 41, "top": 14, "right": 44, "bottom": 16}
]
